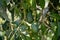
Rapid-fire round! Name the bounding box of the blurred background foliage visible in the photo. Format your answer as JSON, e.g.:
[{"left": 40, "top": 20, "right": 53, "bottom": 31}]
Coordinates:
[{"left": 0, "top": 0, "right": 60, "bottom": 40}]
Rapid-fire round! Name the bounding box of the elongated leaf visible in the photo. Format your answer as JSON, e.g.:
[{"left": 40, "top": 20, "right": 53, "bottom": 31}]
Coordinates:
[{"left": 39, "top": 0, "right": 45, "bottom": 9}]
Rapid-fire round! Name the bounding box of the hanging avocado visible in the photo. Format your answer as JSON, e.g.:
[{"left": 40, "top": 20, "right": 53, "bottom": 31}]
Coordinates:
[
  {"left": 20, "top": 24, "right": 27, "bottom": 32},
  {"left": 31, "top": 22, "right": 39, "bottom": 33},
  {"left": 27, "top": 9, "right": 33, "bottom": 23}
]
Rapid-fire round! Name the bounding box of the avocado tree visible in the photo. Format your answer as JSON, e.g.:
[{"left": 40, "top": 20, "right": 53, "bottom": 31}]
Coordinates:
[{"left": 0, "top": 0, "right": 60, "bottom": 40}]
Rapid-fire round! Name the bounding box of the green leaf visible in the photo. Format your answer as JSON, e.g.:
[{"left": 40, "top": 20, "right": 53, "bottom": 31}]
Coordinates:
[
  {"left": 32, "top": 0, "right": 36, "bottom": 9},
  {"left": 41, "top": 23, "right": 47, "bottom": 35},
  {"left": 14, "top": 6, "right": 20, "bottom": 16},
  {"left": 26, "top": 36, "right": 32, "bottom": 40},
  {"left": 22, "top": 0, "right": 29, "bottom": 9},
  {"left": 50, "top": 11, "right": 60, "bottom": 20},
  {"left": 50, "top": 22, "right": 57, "bottom": 32},
  {"left": 39, "top": 0, "right": 45, "bottom": 9}
]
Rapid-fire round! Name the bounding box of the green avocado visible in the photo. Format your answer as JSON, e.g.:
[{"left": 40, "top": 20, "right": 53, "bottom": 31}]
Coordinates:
[
  {"left": 27, "top": 10, "right": 33, "bottom": 23},
  {"left": 31, "top": 22, "right": 39, "bottom": 33},
  {"left": 20, "top": 24, "right": 27, "bottom": 32}
]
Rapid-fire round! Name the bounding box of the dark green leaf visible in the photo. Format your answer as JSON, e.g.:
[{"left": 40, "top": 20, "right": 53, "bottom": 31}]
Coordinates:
[{"left": 39, "top": 0, "right": 45, "bottom": 9}]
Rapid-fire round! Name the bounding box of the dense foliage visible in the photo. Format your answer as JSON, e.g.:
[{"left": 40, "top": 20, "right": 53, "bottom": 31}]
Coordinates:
[{"left": 0, "top": 0, "right": 60, "bottom": 40}]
